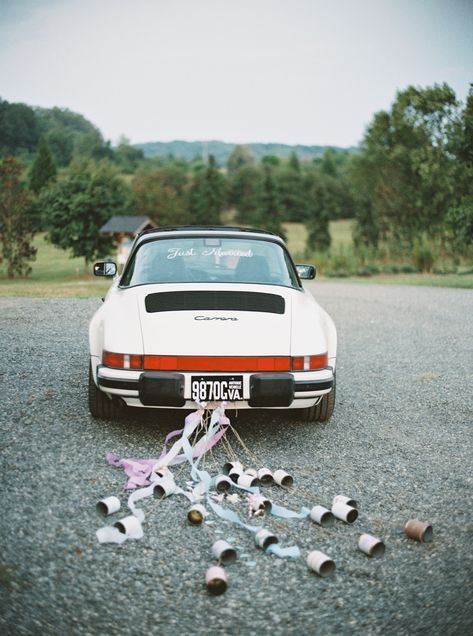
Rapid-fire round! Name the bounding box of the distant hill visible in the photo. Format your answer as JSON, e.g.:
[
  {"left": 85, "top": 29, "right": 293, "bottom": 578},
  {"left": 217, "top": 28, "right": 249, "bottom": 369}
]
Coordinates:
[{"left": 133, "top": 140, "right": 356, "bottom": 164}]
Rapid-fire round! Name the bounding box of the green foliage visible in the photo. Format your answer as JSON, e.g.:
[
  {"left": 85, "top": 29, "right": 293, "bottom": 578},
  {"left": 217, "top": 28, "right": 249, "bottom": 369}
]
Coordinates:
[
  {"left": 412, "top": 235, "right": 435, "bottom": 272},
  {"left": 0, "top": 157, "right": 37, "bottom": 277},
  {"left": 114, "top": 143, "right": 145, "bottom": 173},
  {"left": 36, "top": 106, "right": 111, "bottom": 164},
  {"left": 258, "top": 165, "right": 286, "bottom": 240},
  {"left": 227, "top": 145, "right": 256, "bottom": 174},
  {"left": 446, "top": 203, "right": 473, "bottom": 253},
  {"left": 349, "top": 83, "right": 460, "bottom": 247},
  {"left": 0, "top": 99, "right": 38, "bottom": 156},
  {"left": 188, "top": 155, "right": 225, "bottom": 225},
  {"left": 40, "top": 160, "right": 130, "bottom": 263},
  {"left": 131, "top": 165, "right": 190, "bottom": 226},
  {"left": 228, "top": 164, "right": 263, "bottom": 225},
  {"left": 29, "top": 136, "right": 57, "bottom": 194},
  {"left": 305, "top": 176, "right": 331, "bottom": 252}
]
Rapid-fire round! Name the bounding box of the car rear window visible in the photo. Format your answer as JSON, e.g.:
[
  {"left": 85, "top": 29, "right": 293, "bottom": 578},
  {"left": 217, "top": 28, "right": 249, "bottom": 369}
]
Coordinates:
[{"left": 120, "top": 236, "right": 300, "bottom": 288}]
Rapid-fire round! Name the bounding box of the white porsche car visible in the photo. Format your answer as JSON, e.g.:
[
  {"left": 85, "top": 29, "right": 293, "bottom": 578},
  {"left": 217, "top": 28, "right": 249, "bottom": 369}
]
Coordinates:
[{"left": 89, "top": 226, "right": 336, "bottom": 422}]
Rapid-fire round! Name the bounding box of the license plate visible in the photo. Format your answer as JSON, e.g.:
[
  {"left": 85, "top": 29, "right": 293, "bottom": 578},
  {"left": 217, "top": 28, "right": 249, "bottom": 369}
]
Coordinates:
[{"left": 191, "top": 375, "right": 244, "bottom": 402}]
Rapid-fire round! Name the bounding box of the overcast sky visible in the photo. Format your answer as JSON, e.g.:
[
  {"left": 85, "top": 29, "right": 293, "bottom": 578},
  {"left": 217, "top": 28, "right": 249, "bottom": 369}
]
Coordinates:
[{"left": 0, "top": 0, "right": 472, "bottom": 147}]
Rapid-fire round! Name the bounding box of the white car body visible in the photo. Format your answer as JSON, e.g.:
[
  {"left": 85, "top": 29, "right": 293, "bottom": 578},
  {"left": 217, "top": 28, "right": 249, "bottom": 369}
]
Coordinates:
[{"left": 89, "top": 227, "right": 337, "bottom": 419}]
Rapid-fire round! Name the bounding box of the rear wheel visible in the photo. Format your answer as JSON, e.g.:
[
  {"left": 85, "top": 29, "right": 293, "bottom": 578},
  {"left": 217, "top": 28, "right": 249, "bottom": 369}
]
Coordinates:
[
  {"left": 300, "top": 375, "right": 336, "bottom": 423},
  {"left": 88, "top": 361, "right": 122, "bottom": 420}
]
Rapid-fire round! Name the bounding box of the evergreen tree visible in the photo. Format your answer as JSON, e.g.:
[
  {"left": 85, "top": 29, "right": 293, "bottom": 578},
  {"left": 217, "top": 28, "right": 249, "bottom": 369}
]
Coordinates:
[
  {"left": 227, "top": 145, "right": 255, "bottom": 174},
  {"left": 288, "top": 151, "right": 300, "bottom": 172},
  {"left": 29, "top": 136, "right": 57, "bottom": 193},
  {"left": 0, "top": 157, "right": 37, "bottom": 277},
  {"left": 228, "top": 164, "right": 263, "bottom": 226},
  {"left": 188, "top": 155, "right": 225, "bottom": 225},
  {"left": 305, "top": 177, "right": 331, "bottom": 252},
  {"left": 259, "top": 165, "right": 286, "bottom": 240}
]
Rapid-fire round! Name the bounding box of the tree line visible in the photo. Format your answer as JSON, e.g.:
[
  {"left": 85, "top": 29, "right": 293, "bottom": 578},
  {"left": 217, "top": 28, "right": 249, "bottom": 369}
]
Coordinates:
[{"left": 0, "top": 82, "right": 472, "bottom": 278}]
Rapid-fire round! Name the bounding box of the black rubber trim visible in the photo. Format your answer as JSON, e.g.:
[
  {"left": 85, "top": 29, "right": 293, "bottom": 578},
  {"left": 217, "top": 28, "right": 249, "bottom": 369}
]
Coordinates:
[
  {"left": 145, "top": 290, "right": 285, "bottom": 314},
  {"left": 294, "top": 378, "right": 334, "bottom": 392},
  {"left": 98, "top": 377, "right": 140, "bottom": 391}
]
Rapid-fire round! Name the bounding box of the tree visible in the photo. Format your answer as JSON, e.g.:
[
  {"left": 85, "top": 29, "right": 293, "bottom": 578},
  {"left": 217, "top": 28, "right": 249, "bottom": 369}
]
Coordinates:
[
  {"left": 276, "top": 163, "right": 306, "bottom": 222},
  {"left": 258, "top": 165, "right": 286, "bottom": 240},
  {"left": 29, "top": 136, "right": 57, "bottom": 193},
  {"left": 445, "top": 85, "right": 473, "bottom": 254},
  {"left": 227, "top": 145, "right": 255, "bottom": 174},
  {"left": 348, "top": 84, "right": 460, "bottom": 247},
  {"left": 131, "top": 166, "right": 189, "bottom": 226},
  {"left": 227, "top": 164, "right": 263, "bottom": 226},
  {"left": 188, "top": 155, "right": 225, "bottom": 225},
  {"left": 305, "top": 176, "right": 331, "bottom": 252},
  {"left": 0, "top": 99, "right": 38, "bottom": 156},
  {"left": 40, "top": 160, "right": 129, "bottom": 263},
  {"left": 0, "top": 157, "right": 37, "bottom": 277}
]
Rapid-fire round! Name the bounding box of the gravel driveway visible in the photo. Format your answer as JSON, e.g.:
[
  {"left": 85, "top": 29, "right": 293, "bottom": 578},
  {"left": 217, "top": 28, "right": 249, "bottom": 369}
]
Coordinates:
[{"left": 0, "top": 282, "right": 472, "bottom": 636}]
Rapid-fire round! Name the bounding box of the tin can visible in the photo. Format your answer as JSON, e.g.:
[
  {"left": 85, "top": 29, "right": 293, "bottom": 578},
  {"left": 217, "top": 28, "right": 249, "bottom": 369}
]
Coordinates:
[
  {"left": 306, "top": 550, "right": 335, "bottom": 577},
  {"left": 358, "top": 533, "right": 385, "bottom": 557},
  {"left": 222, "top": 461, "right": 243, "bottom": 475},
  {"left": 187, "top": 504, "right": 207, "bottom": 525},
  {"left": 237, "top": 473, "right": 258, "bottom": 488},
  {"left": 254, "top": 528, "right": 278, "bottom": 550},
  {"left": 333, "top": 494, "right": 357, "bottom": 508},
  {"left": 257, "top": 467, "right": 274, "bottom": 485},
  {"left": 212, "top": 540, "right": 237, "bottom": 564},
  {"left": 405, "top": 519, "right": 433, "bottom": 543},
  {"left": 309, "top": 505, "right": 335, "bottom": 527},
  {"left": 96, "top": 495, "right": 121, "bottom": 516},
  {"left": 153, "top": 479, "right": 176, "bottom": 499},
  {"left": 273, "top": 469, "right": 293, "bottom": 488},
  {"left": 331, "top": 501, "right": 358, "bottom": 523},
  {"left": 215, "top": 475, "right": 232, "bottom": 493},
  {"left": 205, "top": 566, "right": 228, "bottom": 595},
  {"left": 114, "top": 515, "right": 142, "bottom": 536}
]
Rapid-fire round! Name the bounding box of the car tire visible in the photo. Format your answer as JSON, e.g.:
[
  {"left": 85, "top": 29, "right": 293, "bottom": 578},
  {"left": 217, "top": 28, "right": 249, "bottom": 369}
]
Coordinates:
[
  {"left": 301, "top": 375, "right": 336, "bottom": 423},
  {"left": 88, "top": 361, "right": 121, "bottom": 420}
]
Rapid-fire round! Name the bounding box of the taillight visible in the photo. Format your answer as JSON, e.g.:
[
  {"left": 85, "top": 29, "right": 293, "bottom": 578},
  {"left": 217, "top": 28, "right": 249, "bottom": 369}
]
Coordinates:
[
  {"left": 103, "top": 351, "right": 143, "bottom": 369},
  {"left": 291, "top": 353, "right": 328, "bottom": 371},
  {"left": 143, "top": 355, "right": 291, "bottom": 372}
]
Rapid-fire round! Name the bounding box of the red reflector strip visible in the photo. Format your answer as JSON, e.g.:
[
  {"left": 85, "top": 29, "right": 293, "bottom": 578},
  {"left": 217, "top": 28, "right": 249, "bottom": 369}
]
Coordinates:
[
  {"left": 103, "top": 351, "right": 143, "bottom": 370},
  {"left": 310, "top": 353, "right": 328, "bottom": 370},
  {"left": 103, "top": 351, "right": 124, "bottom": 369},
  {"left": 143, "top": 356, "right": 292, "bottom": 372}
]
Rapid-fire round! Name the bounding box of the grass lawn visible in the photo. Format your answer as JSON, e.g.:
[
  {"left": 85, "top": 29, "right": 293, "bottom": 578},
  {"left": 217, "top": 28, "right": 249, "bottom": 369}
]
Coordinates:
[
  {"left": 0, "top": 234, "right": 110, "bottom": 297},
  {"left": 1, "top": 225, "right": 472, "bottom": 297}
]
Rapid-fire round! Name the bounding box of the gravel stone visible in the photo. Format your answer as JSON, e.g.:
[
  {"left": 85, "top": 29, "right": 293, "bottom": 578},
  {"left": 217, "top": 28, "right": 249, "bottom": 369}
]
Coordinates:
[{"left": 0, "top": 283, "right": 472, "bottom": 635}]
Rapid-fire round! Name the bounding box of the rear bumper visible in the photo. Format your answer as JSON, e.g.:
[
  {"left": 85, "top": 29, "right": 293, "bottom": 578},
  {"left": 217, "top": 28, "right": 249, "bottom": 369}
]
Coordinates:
[{"left": 95, "top": 363, "right": 334, "bottom": 409}]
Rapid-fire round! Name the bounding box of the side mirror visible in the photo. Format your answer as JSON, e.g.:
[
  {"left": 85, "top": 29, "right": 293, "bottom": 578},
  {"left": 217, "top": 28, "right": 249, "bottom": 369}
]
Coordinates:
[
  {"left": 296, "top": 264, "right": 316, "bottom": 280},
  {"left": 94, "top": 261, "right": 117, "bottom": 277}
]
